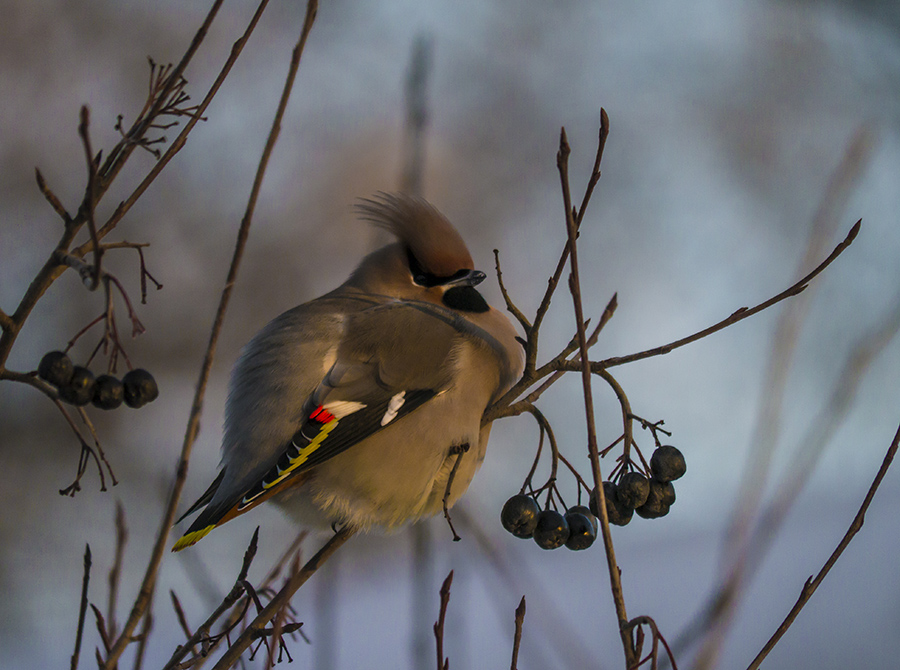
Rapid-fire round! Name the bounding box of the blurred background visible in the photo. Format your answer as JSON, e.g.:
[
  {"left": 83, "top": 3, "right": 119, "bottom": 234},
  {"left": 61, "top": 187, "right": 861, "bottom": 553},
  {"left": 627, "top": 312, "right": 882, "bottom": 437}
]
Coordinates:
[{"left": 2, "top": 0, "right": 900, "bottom": 668}]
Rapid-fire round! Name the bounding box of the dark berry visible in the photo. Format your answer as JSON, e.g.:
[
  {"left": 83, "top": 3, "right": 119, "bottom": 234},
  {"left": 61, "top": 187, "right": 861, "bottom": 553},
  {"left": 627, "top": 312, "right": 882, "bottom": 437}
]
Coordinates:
[
  {"left": 532, "top": 510, "right": 569, "bottom": 550},
  {"left": 92, "top": 375, "right": 124, "bottom": 410},
  {"left": 123, "top": 368, "right": 159, "bottom": 408},
  {"left": 59, "top": 366, "right": 96, "bottom": 406},
  {"left": 617, "top": 472, "right": 651, "bottom": 508},
  {"left": 650, "top": 445, "right": 686, "bottom": 482},
  {"left": 567, "top": 505, "right": 598, "bottom": 534},
  {"left": 564, "top": 510, "right": 597, "bottom": 550},
  {"left": 501, "top": 494, "right": 541, "bottom": 538},
  {"left": 38, "top": 351, "right": 73, "bottom": 387},
  {"left": 591, "top": 482, "right": 633, "bottom": 527},
  {"left": 636, "top": 480, "right": 676, "bottom": 519}
]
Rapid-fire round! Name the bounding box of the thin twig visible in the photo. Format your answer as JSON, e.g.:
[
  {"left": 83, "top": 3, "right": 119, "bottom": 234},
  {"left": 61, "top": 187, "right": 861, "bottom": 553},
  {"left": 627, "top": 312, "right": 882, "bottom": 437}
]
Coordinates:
[
  {"left": 161, "top": 529, "right": 260, "bottom": 670},
  {"left": 441, "top": 447, "right": 467, "bottom": 541},
  {"left": 107, "top": 502, "right": 128, "bottom": 639},
  {"left": 34, "top": 167, "right": 72, "bottom": 223},
  {"left": 131, "top": 603, "right": 154, "bottom": 670},
  {"left": 77, "top": 106, "right": 103, "bottom": 290},
  {"left": 209, "top": 524, "right": 354, "bottom": 670},
  {"left": 171, "top": 590, "right": 197, "bottom": 653},
  {"left": 686, "top": 290, "right": 900, "bottom": 668},
  {"left": 747, "top": 420, "right": 900, "bottom": 670},
  {"left": 434, "top": 571, "right": 453, "bottom": 670},
  {"left": 597, "top": 368, "right": 634, "bottom": 464},
  {"left": 559, "top": 126, "right": 635, "bottom": 666},
  {"left": 494, "top": 249, "right": 532, "bottom": 332},
  {"left": 596, "top": 220, "right": 861, "bottom": 371},
  {"left": 70, "top": 544, "right": 92, "bottom": 670},
  {"left": 511, "top": 596, "right": 526, "bottom": 670},
  {"left": 100, "top": 3, "right": 281, "bottom": 666}
]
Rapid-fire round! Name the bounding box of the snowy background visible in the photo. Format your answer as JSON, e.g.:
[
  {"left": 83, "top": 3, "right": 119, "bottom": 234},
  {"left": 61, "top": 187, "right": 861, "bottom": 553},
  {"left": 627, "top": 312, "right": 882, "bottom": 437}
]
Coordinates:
[{"left": 2, "top": 0, "right": 900, "bottom": 668}]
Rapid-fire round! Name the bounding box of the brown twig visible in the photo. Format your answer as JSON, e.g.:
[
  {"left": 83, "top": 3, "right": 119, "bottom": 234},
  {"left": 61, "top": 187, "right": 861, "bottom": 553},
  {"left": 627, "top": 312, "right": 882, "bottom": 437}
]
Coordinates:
[
  {"left": 131, "top": 604, "right": 154, "bottom": 670},
  {"left": 520, "top": 111, "right": 609, "bottom": 381},
  {"left": 171, "top": 590, "right": 198, "bottom": 655},
  {"left": 596, "top": 220, "right": 861, "bottom": 371},
  {"left": 34, "top": 167, "right": 72, "bottom": 223},
  {"left": 441, "top": 446, "right": 467, "bottom": 541},
  {"left": 434, "top": 571, "right": 453, "bottom": 670},
  {"left": 510, "top": 596, "right": 526, "bottom": 670},
  {"left": 100, "top": 2, "right": 283, "bottom": 667},
  {"left": 162, "top": 529, "right": 260, "bottom": 670},
  {"left": 494, "top": 249, "right": 532, "bottom": 332},
  {"left": 0, "top": 0, "right": 233, "bottom": 373},
  {"left": 77, "top": 106, "right": 103, "bottom": 291},
  {"left": 70, "top": 544, "right": 92, "bottom": 670},
  {"left": 107, "top": 502, "right": 128, "bottom": 639},
  {"left": 558, "top": 126, "right": 635, "bottom": 666},
  {"left": 747, "top": 420, "right": 900, "bottom": 670},
  {"left": 209, "top": 524, "right": 354, "bottom": 670},
  {"left": 685, "top": 289, "right": 900, "bottom": 668},
  {"left": 624, "top": 616, "right": 678, "bottom": 670}
]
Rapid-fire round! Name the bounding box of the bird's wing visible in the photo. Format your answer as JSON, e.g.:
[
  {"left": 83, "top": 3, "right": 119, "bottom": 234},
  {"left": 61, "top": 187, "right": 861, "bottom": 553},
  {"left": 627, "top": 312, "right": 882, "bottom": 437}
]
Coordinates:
[{"left": 172, "top": 301, "right": 462, "bottom": 551}]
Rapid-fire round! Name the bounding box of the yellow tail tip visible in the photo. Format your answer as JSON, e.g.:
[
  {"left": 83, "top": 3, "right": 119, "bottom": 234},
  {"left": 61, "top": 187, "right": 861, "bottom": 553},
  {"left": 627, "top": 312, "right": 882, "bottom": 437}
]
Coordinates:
[{"left": 171, "top": 525, "right": 215, "bottom": 552}]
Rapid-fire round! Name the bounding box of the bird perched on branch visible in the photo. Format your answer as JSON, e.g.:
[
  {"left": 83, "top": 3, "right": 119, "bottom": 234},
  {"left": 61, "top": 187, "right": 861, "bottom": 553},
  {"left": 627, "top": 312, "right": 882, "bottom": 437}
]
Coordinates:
[{"left": 173, "top": 193, "right": 524, "bottom": 550}]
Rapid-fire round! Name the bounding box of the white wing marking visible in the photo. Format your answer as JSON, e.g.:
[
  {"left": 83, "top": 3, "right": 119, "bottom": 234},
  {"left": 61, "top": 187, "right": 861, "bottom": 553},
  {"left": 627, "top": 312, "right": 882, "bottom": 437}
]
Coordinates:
[
  {"left": 323, "top": 400, "right": 366, "bottom": 418},
  {"left": 380, "top": 391, "right": 407, "bottom": 426}
]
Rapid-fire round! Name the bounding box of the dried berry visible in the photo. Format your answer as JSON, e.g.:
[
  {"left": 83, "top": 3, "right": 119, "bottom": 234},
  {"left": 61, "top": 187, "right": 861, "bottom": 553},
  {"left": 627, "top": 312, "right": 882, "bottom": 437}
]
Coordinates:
[
  {"left": 59, "top": 366, "right": 96, "bottom": 406},
  {"left": 123, "top": 369, "right": 159, "bottom": 408},
  {"left": 564, "top": 509, "right": 597, "bottom": 550},
  {"left": 636, "top": 479, "right": 676, "bottom": 519},
  {"left": 591, "top": 482, "right": 633, "bottom": 527},
  {"left": 92, "top": 375, "right": 124, "bottom": 410},
  {"left": 533, "top": 510, "right": 569, "bottom": 550},
  {"left": 617, "top": 471, "right": 650, "bottom": 508},
  {"left": 650, "top": 445, "right": 686, "bottom": 482},
  {"left": 501, "top": 494, "right": 541, "bottom": 539},
  {"left": 38, "top": 351, "right": 73, "bottom": 387}
]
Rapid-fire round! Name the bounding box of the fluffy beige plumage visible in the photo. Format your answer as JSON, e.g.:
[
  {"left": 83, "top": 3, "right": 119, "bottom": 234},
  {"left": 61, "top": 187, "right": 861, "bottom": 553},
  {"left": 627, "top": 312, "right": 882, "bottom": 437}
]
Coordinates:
[{"left": 173, "top": 193, "right": 523, "bottom": 550}]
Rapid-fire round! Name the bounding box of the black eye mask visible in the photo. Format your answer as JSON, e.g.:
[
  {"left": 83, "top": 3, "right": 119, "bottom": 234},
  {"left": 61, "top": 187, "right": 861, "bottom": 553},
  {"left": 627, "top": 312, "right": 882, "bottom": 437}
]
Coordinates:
[{"left": 407, "top": 248, "right": 472, "bottom": 288}]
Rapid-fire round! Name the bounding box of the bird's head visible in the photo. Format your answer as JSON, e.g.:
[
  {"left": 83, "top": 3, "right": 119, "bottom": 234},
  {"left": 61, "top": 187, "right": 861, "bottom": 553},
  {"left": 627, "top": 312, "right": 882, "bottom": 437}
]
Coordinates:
[{"left": 348, "top": 193, "right": 491, "bottom": 313}]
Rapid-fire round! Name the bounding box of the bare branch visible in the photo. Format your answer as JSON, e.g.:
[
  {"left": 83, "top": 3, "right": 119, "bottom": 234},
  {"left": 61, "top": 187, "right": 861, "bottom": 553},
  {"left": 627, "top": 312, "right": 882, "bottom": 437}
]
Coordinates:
[
  {"left": 34, "top": 167, "right": 72, "bottom": 223},
  {"left": 70, "top": 544, "right": 92, "bottom": 670},
  {"left": 510, "top": 597, "right": 526, "bottom": 670},
  {"left": 747, "top": 420, "right": 900, "bottom": 670},
  {"left": 525, "top": 112, "right": 609, "bottom": 378},
  {"left": 596, "top": 220, "right": 861, "bottom": 371},
  {"left": 209, "top": 524, "right": 354, "bottom": 670},
  {"left": 107, "top": 502, "right": 128, "bottom": 639},
  {"left": 434, "top": 571, "right": 453, "bottom": 670},
  {"left": 558, "top": 125, "right": 635, "bottom": 666},
  {"left": 101, "top": 2, "right": 288, "bottom": 666},
  {"left": 77, "top": 106, "right": 103, "bottom": 290},
  {"left": 494, "top": 248, "right": 532, "bottom": 332}
]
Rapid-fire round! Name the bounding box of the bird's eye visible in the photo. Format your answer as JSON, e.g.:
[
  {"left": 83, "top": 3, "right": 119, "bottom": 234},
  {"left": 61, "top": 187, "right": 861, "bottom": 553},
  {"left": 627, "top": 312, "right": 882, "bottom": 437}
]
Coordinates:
[{"left": 407, "top": 248, "right": 471, "bottom": 287}]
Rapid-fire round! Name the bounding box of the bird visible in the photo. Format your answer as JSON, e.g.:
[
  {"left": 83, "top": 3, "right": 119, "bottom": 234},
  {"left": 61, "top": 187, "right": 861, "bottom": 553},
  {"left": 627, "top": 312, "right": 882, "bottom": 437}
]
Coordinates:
[{"left": 172, "top": 193, "right": 524, "bottom": 551}]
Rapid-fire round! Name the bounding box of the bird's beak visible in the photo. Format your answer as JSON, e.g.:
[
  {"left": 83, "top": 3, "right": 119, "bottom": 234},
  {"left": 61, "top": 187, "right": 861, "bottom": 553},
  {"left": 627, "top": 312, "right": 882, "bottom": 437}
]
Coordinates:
[{"left": 447, "top": 269, "right": 486, "bottom": 288}]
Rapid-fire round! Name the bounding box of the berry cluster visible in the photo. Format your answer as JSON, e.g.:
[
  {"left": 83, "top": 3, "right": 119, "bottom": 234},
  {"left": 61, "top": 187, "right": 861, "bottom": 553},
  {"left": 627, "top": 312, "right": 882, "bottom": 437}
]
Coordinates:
[
  {"left": 501, "top": 495, "right": 598, "bottom": 551},
  {"left": 38, "top": 351, "right": 159, "bottom": 410},
  {"left": 591, "top": 445, "right": 686, "bottom": 526}
]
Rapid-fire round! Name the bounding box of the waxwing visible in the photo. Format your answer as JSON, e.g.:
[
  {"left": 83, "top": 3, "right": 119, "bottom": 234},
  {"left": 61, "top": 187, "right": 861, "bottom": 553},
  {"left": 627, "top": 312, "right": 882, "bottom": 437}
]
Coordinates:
[{"left": 173, "top": 193, "right": 524, "bottom": 550}]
